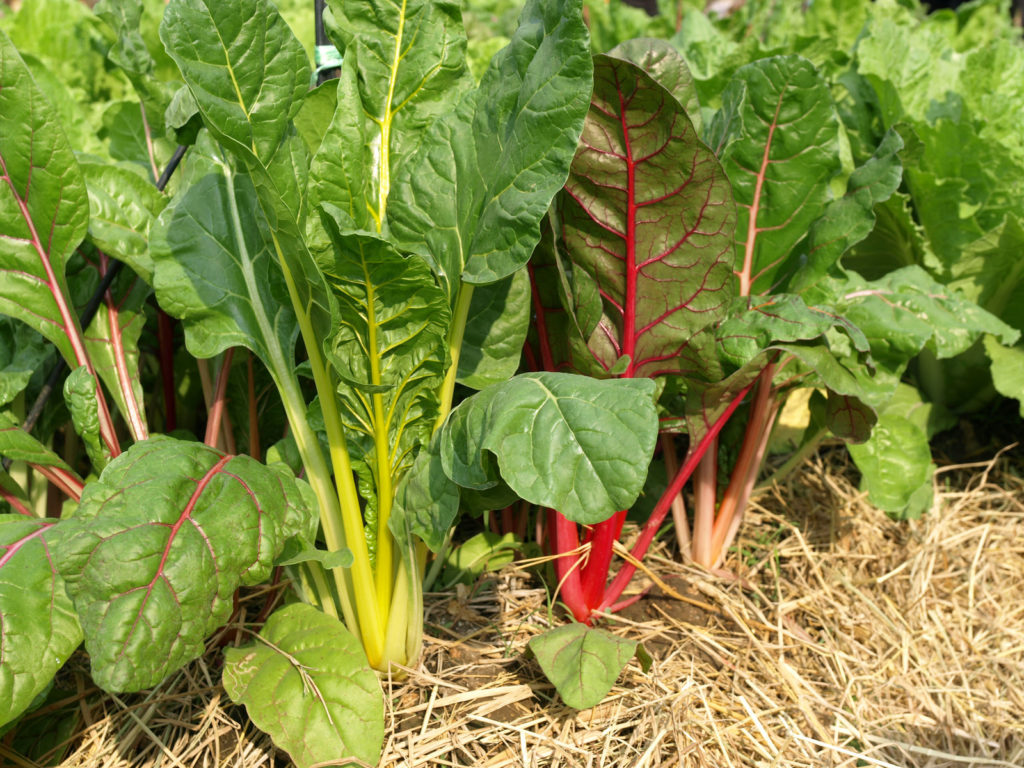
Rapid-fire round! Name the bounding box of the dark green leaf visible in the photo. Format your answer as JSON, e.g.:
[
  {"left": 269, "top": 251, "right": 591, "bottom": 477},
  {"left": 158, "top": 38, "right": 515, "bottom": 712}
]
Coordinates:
[{"left": 457, "top": 269, "right": 530, "bottom": 389}]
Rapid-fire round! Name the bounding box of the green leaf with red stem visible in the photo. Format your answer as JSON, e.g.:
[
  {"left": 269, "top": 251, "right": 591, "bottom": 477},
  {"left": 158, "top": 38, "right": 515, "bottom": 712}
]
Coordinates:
[
  {"left": 0, "top": 30, "right": 91, "bottom": 370},
  {"left": 559, "top": 54, "right": 736, "bottom": 380},
  {"left": 0, "top": 412, "right": 84, "bottom": 499},
  {"left": 709, "top": 55, "right": 841, "bottom": 296},
  {"left": 608, "top": 38, "right": 702, "bottom": 135},
  {"left": 0, "top": 516, "right": 83, "bottom": 728},
  {"left": 54, "top": 435, "right": 316, "bottom": 692}
]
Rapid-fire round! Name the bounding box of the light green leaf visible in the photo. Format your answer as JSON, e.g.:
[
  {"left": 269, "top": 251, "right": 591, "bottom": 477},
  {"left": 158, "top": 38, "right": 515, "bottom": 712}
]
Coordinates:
[
  {"left": 441, "top": 373, "right": 658, "bottom": 524},
  {"left": 528, "top": 623, "right": 641, "bottom": 710},
  {"left": 222, "top": 603, "right": 383, "bottom": 768},
  {"left": 55, "top": 435, "right": 316, "bottom": 691},
  {"left": 0, "top": 412, "right": 82, "bottom": 480},
  {"left": 710, "top": 55, "right": 841, "bottom": 295},
  {"left": 0, "top": 516, "right": 83, "bottom": 728},
  {"left": 389, "top": 0, "right": 593, "bottom": 295},
  {"left": 440, "top": 531, "right": 517, "bottom": 588},
  {"left": 457, "top": 269, "right": 530, "bottom": 389}
]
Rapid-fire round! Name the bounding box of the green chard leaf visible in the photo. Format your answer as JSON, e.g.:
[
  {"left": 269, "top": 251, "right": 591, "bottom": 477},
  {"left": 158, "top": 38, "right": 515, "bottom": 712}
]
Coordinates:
[
  {"left": 608, "top": 37, "right": 702, "bottom": 134},
  {"left": 0, "top": 412, "right": 84, "bottom": 491},
  {"left": 984, "top": 336, "right": 1024, "bottom": 417},
  {"left": 528, "top": 623, "right": 647, "bottom": 710},
  {"left": 709, "top": 55, "right": 841, "bottom": 296},
  {"left": 0, "top": 30, "right": 92, "bottom": 369},
  {"left": 0, "top": 320, "right": 50, "bottom": 409},
  {"left": 456, "top": 269, "right": 530, "bottom": 390},
  {"left": 222, "top": 603, "right": 383, "bottom": 768},
  {"left": 388, "top": 0, "right": 593, "bottom": 295},
  {"left": 319, "top": 0, "right": 473, "bottom": 230},
  {"left": 55, "top": 435, "right": 315, "bottom": 692},
  {"left": 391, "top": 434, "right": 460, "bottom": 554},
  {"left": 441, "top": 373, "right": 659, "bottom": 525},
  {"left": 0, "top": 516, "right": 83, "bottom": 728}
]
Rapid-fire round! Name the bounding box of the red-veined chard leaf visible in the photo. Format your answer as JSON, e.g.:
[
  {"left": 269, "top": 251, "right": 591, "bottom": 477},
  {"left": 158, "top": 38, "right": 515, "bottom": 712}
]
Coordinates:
[
  {"left": 0, "top": 30, "right": 92, "bottom": 371},
  {"left": 0, "top": 516, "right": 82, "bottom": 728},
  {"left": 440, "top": 373, "right": 658, "bottom": 525},
  {"left": 54, "top": 435, "right": 316, "bottom": 692},
  {"left": 222, "top": 603, "right": 384, "bottom": 768},
  {"left": 528, "top": 623, "right": 648, "bottom": 710},
  {"left": 709, "top": 55, "right": 841, "bottom": 296},
  {"left": 388, "top": 0, "right": 593, "bottom": 296},
  {"left": 559, "top": 54, "right": 736, "bottom": 380},
  {"left": 608, "top": 37, "right": 702, "bottom": 134},
  {"left": 315, "top": 0, "right": 472, "bottom": 231}
]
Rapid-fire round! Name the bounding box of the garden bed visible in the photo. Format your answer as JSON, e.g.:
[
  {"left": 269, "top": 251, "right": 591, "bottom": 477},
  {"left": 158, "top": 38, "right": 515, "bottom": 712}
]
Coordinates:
[{"left": 15, "top": 446, "right": 1021, "bottom": 768}]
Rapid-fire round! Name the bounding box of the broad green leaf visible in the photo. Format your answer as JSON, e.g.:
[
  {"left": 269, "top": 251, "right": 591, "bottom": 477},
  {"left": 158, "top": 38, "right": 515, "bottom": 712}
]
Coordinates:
[
  {"left": 161, "top": 0, "right": 335, "bottom": 349},
  {"left": 441, "top": 373, "right": 659, "bottom": 524},
  {"left": 80, "top": 159, "right": 167, "bottom": 283},
  {"left": 528, "top": 623, "right": 642, "bottom": 710},
  {"left": 984, "top": 336, "right": 1024, "bottom": 417},
  {"left": 222, "top": 603, "right": 383, "bottom": 768},
  {"left": 608, "top": 37, "right": 702, "bottom": 134},
  {"left": 710, "top": 55, "right": 841, "bottom": 296},
  {"left": 63, "top": 366, "right": 109, "bottom": 472},
  {"left": 55, "top": 435, "right": 315, "bottom": 691},
  {"left": 457, "top": 269, "right": 530, "bottom": 389},
  {"left": 0, "top": 516, "right": 82, "bottom": 728},
  {"left": 322, "top": 0, "right": 472, "bottom": 229},
  {"left": 390, "top": 434, "right": 460, "bottom": 554},
  {"left": 950, "top": 215, "right": 1024, "bottom": 334},
  {"left": 151, "top": 143, "right": 299, "bottom": 381},
  {"left": 389, "top": 0, "right": 592, "bottom": 295},
  {"left": 159, "top": 0, "right": 310, "bottom": 163},
  {"left": 823, "top": 391, "right": 877, "bottom": 444},
  {"left": 319, "top": 221, "right": 451, "bottom": 491},
  {"left": 560, "top": 54, "right": 736, "bottom": 380},
  {"left": 0, "top": 320, "right": 49, "bottom": 408},
  {"left": 294, "top": 81, "right": 338, "bottom": 157},
  {"left": 0, "top": 30, "right": 91, "bottom": 369}
]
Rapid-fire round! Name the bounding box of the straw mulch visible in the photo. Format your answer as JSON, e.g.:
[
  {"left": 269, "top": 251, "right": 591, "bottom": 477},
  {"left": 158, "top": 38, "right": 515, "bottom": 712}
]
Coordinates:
[{"left": 6, "top": 445, "right": 1022, "bottom": 768}]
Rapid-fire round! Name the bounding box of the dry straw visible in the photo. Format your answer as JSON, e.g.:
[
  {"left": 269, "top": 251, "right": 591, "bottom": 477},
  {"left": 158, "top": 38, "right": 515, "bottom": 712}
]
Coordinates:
[{"left": 7, "top": 445, "right": 1022, "bottom": 767}]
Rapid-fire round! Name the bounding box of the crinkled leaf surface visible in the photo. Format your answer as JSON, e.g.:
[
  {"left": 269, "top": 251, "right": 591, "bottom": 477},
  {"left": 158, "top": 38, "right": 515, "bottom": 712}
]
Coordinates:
[
  {"left": 560, "top": 54, "right": 735, "bottom": 379},
  {"left": 441, "top": 373, "right": 658, "bottom": 524},
  {"left": 388, "top": 0, "right": 592, "bottom": 296},
  {"left": 390, "top": 434, "right": 460, "bottom": 554},
  {"left": 55, "top": 435, "right": 315, "bottom": 691},
  {"left": 222, "top": 603, "right": 383, "bottom": 768},
  {"left": 710, "top": 55, "right": 840, "bottom": 295},
  {"left": 63, "top": 366, "right": 108, "bottom": 472},
  {"left": 528, "top": 623, "right": 641, "bottom": 710},
  {"left": 0, "top": 30, "right": 90, "bottom": 368},
  {"left": 319, "top": 221, "right": 450, "bottom": 488},
  {"left": 0, "top": 516, "right": 82, "bottom": 728},
  {"left": 80, "top": 160, "right": 167, "bottom": 284}
]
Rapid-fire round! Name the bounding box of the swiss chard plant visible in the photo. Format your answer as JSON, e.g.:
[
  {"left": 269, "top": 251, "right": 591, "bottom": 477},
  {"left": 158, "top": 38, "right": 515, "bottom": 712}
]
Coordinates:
[
  {"left": 525, "top": 30, "right": 1015, "bottom": 639},
  {"left": 1, "top": 0, "right": 670, "bottom": 762}
]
